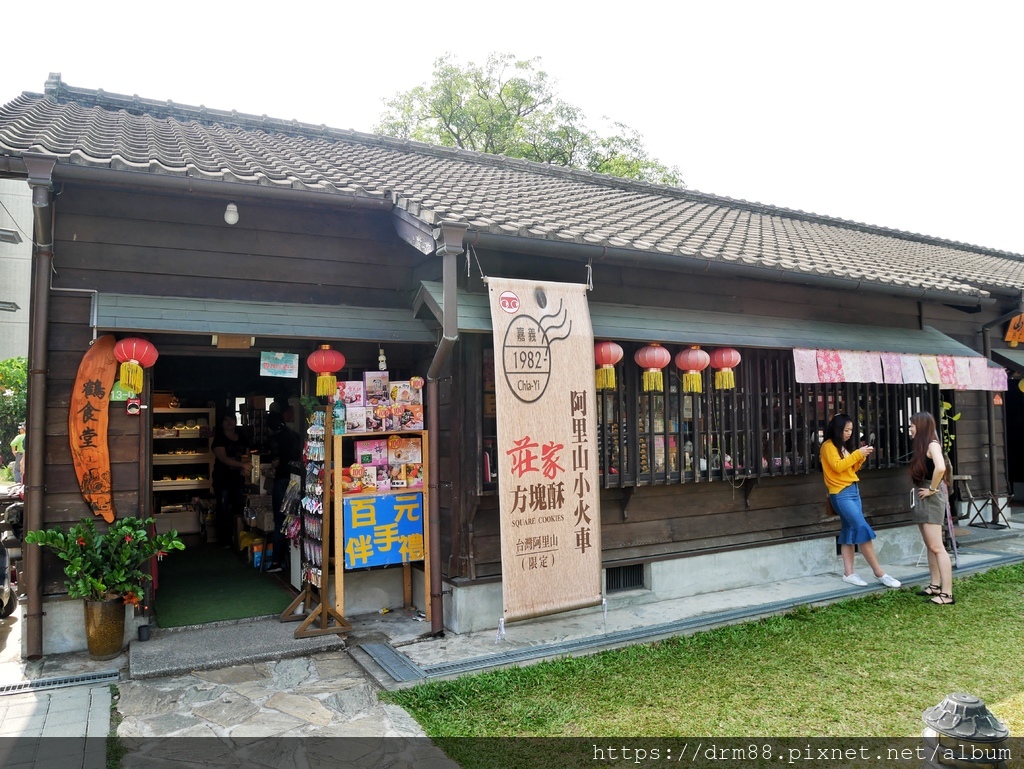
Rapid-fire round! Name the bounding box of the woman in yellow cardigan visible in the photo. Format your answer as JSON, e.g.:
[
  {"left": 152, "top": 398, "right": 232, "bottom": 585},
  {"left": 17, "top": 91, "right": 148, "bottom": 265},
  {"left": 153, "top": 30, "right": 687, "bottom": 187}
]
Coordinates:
[{"left": 821, "top": 413, "right": 901, "bottom": 589}]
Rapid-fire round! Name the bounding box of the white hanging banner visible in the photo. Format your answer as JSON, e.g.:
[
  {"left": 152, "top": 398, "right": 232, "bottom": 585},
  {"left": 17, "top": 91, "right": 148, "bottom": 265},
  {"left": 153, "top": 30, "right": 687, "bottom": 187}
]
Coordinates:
[{"left": 487, "top": 277, "right": 603, "bottom": 623}]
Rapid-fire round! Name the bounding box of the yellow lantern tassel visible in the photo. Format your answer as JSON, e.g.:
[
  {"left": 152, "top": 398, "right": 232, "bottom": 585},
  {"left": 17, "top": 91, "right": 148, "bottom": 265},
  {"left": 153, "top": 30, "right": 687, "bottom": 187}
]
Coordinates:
[
  {"left": 120, "top": 361, "right": 143, "bottom": 394},
  {"left": 714, "top": 369, "right": 736, "bottom": 389},
  {"left": 316, "top": 373, "right": 337, "bottom": 397},
  {"left": 682, "top": 372, "right": 703, "bottom": 393},
  {"left": 642, "top": 370, "right": 663, "bottom": 392},
  {"left": 595, "top": 366, "right": 616, "bottom": 391}
]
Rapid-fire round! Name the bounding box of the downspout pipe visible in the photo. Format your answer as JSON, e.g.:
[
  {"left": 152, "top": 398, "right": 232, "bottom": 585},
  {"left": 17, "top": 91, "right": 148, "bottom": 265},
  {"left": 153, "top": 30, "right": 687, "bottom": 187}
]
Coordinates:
[
  {"left": 981, "top": 295, "right": 1024, "bottom": 515},
  {"left": 425, "top": 221, "right": 468, "bottom": 636},
  {"left": 22, "top": 154, "right": 57, "bottom": 659}
]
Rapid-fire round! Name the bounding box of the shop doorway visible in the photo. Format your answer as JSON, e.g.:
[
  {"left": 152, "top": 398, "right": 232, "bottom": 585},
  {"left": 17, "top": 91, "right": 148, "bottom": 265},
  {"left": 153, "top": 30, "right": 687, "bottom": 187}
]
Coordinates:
[
  {"left": 1004, "top": 380, "right": 1024, "bottom": 500},
  {"left": 148, "top": 351, "right": 302, "bottom": 626}
]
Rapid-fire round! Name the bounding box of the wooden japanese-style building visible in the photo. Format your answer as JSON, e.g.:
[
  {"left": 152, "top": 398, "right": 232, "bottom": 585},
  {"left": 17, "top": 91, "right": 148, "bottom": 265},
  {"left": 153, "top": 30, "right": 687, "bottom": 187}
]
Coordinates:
[{"left": 2, "top": 74, "right": 1023, "bottom": 656}]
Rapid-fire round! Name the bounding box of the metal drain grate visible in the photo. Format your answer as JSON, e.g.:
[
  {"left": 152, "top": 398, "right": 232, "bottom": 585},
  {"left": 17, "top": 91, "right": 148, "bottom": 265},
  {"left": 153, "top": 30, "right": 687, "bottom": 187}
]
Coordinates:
[
  {"left": 360, "top": 642, "right": 428, "bottom": 683},
  {"left": 0, "top": 669, "right": 120, "bottom": 696}
]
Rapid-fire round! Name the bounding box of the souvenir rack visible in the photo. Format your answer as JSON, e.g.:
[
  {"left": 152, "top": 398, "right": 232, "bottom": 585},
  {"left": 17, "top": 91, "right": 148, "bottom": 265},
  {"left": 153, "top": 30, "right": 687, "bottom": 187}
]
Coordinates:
[{"left": 280, "top": 406, "right": 351, "bottom": 638}]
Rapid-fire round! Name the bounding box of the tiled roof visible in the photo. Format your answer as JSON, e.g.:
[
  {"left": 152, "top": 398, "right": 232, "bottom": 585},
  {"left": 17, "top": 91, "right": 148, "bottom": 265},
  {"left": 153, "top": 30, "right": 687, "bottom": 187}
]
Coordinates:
[{"left": 1, "top": 74, "right": 1022, "bottom": 301}]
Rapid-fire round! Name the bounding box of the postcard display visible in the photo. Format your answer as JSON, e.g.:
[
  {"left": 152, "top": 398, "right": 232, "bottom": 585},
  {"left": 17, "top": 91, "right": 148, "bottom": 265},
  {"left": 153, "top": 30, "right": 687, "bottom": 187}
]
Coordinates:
[
  {"left": 280, "top": 406, "right": 352, "bottom": 638},
  {"left": 332, "top": 373, "right": 431, "bottom": 622}
]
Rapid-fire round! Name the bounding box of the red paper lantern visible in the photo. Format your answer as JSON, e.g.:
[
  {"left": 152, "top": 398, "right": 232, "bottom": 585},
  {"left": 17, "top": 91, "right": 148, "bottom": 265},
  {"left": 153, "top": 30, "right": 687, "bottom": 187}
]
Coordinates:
[
  {"left": 594, "top": 341, "right": 624, "bottom": 391},
  {"left": 675, "top": 346, "right": 710, "bottom": 393},
  {"left": 634, "top": 343, "right": 671, "bottom": 392},
  {"left": 709, "top": 347, "right": 742, "bottom": 390},
  {"left": 307, "top": 344, "right": 346, "bottom": 397},
  {"left": 113, "top": 337, "right": 159, "bottom": 394}
]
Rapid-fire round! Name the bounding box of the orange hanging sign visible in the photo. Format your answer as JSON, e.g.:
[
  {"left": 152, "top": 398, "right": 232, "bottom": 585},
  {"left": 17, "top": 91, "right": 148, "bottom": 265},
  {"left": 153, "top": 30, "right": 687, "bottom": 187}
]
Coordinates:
[
  {"left": 69, "top": 335, "right": 118, "bottom": 522},
  {"left": 1004, "top": 314, "right": 1024, "bottom": 344}
]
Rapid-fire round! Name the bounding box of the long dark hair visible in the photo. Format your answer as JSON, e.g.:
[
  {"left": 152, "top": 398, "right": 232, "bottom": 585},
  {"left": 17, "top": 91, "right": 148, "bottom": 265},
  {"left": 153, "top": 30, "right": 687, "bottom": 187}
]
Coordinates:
[
  {"left": 824, "top": 413, "right": 854, "bottom": 455},
  {"left": 910, "top": 411, "right": 939, "bottom": 483}
]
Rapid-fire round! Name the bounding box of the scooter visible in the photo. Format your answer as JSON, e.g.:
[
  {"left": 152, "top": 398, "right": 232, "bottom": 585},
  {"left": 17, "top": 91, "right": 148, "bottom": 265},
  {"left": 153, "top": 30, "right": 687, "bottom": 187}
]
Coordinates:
[{"left": 1, "top": 483, "right": 24, "bottom": 618}]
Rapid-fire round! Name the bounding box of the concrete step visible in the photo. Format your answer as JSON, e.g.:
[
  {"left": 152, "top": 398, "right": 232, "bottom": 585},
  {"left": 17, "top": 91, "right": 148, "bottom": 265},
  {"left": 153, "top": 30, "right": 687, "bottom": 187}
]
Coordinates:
[{"left": 129, "top": 614, "right": 347, "bottom": 680}]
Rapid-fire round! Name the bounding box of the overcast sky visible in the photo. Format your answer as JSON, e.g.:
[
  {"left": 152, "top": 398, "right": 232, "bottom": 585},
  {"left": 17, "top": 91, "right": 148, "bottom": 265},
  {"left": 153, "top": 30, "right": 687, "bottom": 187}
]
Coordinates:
[{"left": 3, "top": 1, "right": 1021, "bottom": 253}]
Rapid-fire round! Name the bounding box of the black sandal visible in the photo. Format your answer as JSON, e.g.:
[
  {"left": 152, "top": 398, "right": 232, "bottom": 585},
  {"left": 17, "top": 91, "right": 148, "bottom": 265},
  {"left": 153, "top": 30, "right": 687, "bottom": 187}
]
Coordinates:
[
  {"left": 930, "top": 593, "right": 955, "bottom": 605},
  {"left": 917, "top": 584, "right": 940, "bottom": 596}
]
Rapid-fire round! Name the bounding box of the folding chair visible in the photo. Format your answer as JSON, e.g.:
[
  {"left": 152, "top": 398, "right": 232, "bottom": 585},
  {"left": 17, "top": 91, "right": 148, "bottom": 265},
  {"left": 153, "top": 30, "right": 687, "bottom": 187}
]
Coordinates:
[{"left": 958, "top": 475, "right": 1012, "bottom": 529}]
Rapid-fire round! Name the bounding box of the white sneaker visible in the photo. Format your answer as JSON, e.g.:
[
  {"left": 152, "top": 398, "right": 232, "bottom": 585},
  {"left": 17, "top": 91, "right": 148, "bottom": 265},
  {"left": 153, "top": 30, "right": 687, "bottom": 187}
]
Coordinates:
[
  {"left": 842, "top": 573, "right": 868, "bottom": 587},
  {"left": 876, "top": 573, "right": 901, "bottom": 588}
]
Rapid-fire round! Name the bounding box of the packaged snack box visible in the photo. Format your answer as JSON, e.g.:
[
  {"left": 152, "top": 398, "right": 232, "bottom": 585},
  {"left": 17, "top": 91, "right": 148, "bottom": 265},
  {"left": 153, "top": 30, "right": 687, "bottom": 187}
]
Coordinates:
[
  {"left": 404, "top": 462, "right": 424, "bottom": 489},
  {"left": 396, "top": 403, "right": 424, "bottom": 431},
  {"left": 345, "top": 406, "right": 367, "bottom": 434},
  {"left": 364, "top": 372, "right": 390, "bottom": 408},
  {"left": 354, "top": 438, "right": 389, "bottom": 466},
  {"left": 388, "top": 435, "right": 422, "bottom": 464},
  {"left": 375, "top": 465, "right": 391, "bottom": 492},
  {"left": 389, "top": 380, "right": 423, "bottom": 405},
  {"left": 365, "top": 408, "right": 386, "bottom": 433},
  {"left": 388, "top": 463, "right": 407, "bottom": 488},
  {"left": 338, "top": 380, "right": 365, "bottom": 406}
]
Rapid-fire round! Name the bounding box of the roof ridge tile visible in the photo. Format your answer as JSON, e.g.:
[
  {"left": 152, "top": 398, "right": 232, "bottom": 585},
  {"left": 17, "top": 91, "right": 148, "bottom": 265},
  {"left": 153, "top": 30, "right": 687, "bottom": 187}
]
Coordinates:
[{"left": 1, "top": 75, "right": 1021, "bottom": 301}]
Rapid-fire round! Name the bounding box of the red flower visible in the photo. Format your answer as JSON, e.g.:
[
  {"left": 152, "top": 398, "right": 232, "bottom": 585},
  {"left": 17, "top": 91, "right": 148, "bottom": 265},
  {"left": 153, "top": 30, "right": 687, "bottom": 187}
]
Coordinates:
[
  {"left": 76, "top": 537, "right": 86, "bottom": 546},
  {"left": 124, "top": 535, "right": 133, "bottom": 543},
  {"left": 123, "top": 592, "right": 140, "bottom": 606}
]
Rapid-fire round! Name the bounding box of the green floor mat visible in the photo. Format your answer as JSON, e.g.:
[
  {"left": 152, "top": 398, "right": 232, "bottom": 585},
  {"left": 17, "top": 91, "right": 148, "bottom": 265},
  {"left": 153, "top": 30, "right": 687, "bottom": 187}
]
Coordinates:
[{"left": 153, "top": 542, "right": 296, "bottom": 628}]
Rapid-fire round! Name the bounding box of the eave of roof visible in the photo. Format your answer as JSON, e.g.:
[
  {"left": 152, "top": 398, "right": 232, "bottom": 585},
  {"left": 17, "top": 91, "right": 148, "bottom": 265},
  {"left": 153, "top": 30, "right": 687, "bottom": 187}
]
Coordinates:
[{"left": 414, "top": 281, "right": 983, "bottom": 356}]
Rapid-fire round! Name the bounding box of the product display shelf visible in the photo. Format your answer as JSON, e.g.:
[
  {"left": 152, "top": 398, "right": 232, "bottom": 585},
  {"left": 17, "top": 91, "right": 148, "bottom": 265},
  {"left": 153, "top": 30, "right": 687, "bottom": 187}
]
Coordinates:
[
  {"left": 152, "top": 407, "right": 215, "bottom": 492},
  {"left": 332, "top": 429, "right": 430, "bottom": 622},
  {"left": 280, "top": 406, "right": 351, "bottom": 638}
]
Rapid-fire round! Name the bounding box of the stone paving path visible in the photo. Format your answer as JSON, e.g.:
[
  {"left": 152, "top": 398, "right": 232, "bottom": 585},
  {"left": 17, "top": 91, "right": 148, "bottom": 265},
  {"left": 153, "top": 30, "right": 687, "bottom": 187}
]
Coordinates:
[
  {"left": 113, "top": 650, "right": 458, "bottom": 768},
  {"left": 114, "top": 650, "right": 424, "bottom": 738}
]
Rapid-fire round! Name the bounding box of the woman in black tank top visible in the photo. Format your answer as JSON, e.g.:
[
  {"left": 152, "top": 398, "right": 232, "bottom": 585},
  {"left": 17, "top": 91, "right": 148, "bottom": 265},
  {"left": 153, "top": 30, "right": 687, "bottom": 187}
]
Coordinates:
[{"left": 909, "top": 412, "right": 954, "bottom": 605}]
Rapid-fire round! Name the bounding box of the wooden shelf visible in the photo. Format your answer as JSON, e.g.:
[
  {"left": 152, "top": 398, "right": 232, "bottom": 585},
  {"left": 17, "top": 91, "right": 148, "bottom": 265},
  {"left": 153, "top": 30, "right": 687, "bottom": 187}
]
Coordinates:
[
  {"left": 342, "top": 429, "right": 426, "bottom": 437},
  {"left": 153, "top": 453, "right": 214, "bottom": 465},
  {"left": 153, "top": 479, "right": 212, "bottom": 490},
  {"left": 340, "top": 487, "right": 426, "bottom": 499},
  {"left": 151, "top": 407, "right": 215, "bottom": 499}
]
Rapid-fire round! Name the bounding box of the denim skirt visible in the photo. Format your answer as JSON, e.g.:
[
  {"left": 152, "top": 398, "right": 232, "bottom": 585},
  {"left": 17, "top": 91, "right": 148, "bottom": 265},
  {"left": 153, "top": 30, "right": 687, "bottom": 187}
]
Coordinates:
[{"left": 829, "top": 482, "right": 877, "bottom": 545}]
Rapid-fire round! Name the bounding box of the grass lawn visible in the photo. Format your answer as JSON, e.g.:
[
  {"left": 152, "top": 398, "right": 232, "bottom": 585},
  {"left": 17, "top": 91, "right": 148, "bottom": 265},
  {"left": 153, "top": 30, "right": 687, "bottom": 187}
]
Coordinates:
[{"left": 383, "top": 563, "right": 1024, "bottom": 740}]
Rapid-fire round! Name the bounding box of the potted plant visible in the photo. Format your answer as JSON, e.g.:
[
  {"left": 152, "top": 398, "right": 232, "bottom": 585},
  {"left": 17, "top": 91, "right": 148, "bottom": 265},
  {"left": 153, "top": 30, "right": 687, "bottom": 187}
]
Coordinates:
[{"left": 25, "top": 516, "right": 185, "bottom": 659}]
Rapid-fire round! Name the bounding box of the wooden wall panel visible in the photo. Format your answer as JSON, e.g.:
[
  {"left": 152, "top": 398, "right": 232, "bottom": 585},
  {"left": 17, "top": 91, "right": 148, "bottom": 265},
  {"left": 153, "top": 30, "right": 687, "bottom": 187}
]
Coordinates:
[
  {"left": 50, "top": 187, "right": 432, "bottom": 307},
  {"left": 56, "top": 186, "right": 396, "bottom": 242},
  {"left": 477, "top": 250, "right": 925, "bottom": 329},
  {"left": 461, "top": 468, "right": 917, "bottom": 578}
]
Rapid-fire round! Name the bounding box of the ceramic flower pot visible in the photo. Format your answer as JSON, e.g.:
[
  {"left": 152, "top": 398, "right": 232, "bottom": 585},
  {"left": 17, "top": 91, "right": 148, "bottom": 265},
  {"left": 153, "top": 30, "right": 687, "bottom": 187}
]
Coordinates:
[{"left": 83, "top": 594, "right": 125, "bottom": 660}]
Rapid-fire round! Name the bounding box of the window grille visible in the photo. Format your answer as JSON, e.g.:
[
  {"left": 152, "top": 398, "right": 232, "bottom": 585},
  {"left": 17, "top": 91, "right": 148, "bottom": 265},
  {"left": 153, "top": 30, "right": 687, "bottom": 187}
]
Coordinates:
[{"left": 596, "top": 345, "right": 936, "bottom": 488}]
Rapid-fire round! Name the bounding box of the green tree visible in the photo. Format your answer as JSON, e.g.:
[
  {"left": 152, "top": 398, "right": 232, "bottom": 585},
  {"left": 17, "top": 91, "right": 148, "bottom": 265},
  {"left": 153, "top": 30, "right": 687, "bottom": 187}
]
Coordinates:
[
  {"left": 0, "top": 356, "right": 28, "bottom": 465},
  {"left": 376, "top": 53, "right": 684, "bottom": 187}
]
